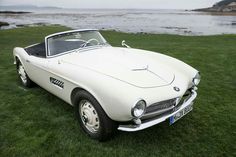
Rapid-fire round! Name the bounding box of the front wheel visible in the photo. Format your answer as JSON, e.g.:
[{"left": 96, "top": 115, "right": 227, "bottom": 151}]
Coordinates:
[{"left": 74, "top": 90, "right": 117, "bottom": 141}]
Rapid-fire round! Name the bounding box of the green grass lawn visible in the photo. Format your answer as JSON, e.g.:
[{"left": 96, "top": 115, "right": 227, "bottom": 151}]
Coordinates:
[{"left": 0, "top": 26, "right": 235, "bottom": 157}]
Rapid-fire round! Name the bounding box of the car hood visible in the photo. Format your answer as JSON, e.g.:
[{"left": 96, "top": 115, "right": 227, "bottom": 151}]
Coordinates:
[{"left": 61, "top": 47, "right": 175, "bottom": 88}]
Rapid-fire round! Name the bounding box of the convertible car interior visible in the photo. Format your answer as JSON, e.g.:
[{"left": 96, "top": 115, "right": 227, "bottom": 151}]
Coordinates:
[
  {"left": 24, "top": 40, "right": 88, "bottom": 57},
  {"left": 25, "top": 42, "right": 46, "bottom": 58}
]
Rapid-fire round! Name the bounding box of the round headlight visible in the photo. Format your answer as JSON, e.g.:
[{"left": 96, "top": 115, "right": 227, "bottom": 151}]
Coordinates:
[
  {"left": 193, "top": 72, "right": 201, "bottom": 86},
  {"left": 131, "top": 100, "right": 146, "bottom": 118}
]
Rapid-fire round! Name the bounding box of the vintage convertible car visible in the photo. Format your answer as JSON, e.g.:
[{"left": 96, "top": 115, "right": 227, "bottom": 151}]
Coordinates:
[{"left": 13, "top": 29, "right": 201, "bottom": 141}]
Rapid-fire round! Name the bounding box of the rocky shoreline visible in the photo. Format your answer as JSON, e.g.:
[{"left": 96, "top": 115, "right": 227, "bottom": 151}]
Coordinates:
[
  {"left": 0, "top": 22, "right": 62, "bottom": 30},
  {"left": 0, "top": 11, "right": 32, "bottom": 29},
  {"left": 0, "top": 11, "right": 31, "bottom": 14},
  {"left": 194, "top": 0, "right": 236, "bottom": 12}
]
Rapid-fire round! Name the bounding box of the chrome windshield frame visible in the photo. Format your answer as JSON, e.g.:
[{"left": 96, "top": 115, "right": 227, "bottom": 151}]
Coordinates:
[{"left": 45, "top": 29, "right": 108, "bottom": 58}]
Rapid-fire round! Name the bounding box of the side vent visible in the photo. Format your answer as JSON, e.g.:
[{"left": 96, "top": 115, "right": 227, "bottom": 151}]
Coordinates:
[{"left": 50, "top": 77, "right": 64, "bottom": 89}]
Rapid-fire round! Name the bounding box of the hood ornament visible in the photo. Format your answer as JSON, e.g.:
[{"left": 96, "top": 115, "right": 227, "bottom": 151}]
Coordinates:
[{"left": 132, "top": 65, "right": 149, "bottom": 71}]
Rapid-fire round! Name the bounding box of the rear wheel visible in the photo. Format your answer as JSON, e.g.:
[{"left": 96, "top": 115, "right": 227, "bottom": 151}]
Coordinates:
[
  {"left": 16, "top": 58, "right": 34, "bottom": 87},
  {"left": 74, "top": 90, "right": 117, "bottom": 141}
]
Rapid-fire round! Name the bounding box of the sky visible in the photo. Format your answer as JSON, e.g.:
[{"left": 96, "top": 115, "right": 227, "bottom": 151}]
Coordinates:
[{"left": 0, "top": 0, "right": 221, "bottom": 9}]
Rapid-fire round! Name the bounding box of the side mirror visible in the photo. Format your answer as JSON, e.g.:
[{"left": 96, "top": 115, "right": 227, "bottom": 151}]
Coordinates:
[{"left": 121, "top": 40, "right": 130, "bottom": 48}]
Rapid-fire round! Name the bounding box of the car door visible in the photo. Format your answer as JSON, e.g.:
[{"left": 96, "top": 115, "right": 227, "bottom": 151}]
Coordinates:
[{"left": 24, "top": 55, "right": 52, "bottom": 91}]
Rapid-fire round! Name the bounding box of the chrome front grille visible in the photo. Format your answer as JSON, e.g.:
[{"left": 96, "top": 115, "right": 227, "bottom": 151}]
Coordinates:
[
  {"left": 145, "top": 99, "right": 176, "bottom": 114},
  {"left": 142, "top": 98, "right": 177, "bottom": 120},
  {"left": 142, "top": 90, "right": 192, "bottom": 120}
]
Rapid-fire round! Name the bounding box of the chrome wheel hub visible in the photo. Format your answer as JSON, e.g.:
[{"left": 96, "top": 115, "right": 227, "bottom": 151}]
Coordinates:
[
  {"left": 18, "top": 64, "right": 27, "bottom": 84},
  {"left": 79, "top": 100, "right": 100, "bottom": 133}
]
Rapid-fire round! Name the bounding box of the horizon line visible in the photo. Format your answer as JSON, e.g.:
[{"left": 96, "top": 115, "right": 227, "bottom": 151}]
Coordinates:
[{"left": 0, "top": 4, "right": 199, "bottom": 10}]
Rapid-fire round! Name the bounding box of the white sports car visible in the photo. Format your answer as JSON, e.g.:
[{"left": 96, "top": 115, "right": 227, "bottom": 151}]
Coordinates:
[{"left": 13, "top": 29, "right": 201, "bottom": 141}]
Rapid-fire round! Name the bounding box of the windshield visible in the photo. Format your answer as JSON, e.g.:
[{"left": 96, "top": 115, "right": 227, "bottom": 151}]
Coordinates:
[{"left": 47, "top": 30, "right": 108, "bottom": 56}]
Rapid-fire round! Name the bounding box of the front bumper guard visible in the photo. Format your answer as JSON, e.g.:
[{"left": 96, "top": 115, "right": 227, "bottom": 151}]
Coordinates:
[{"left": 118, "top": 90, "right": 197, "bottom": 132}]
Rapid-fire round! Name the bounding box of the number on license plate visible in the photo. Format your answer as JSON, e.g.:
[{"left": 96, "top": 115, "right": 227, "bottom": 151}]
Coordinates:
[{"left": 170, "top": 104, "right": 193, "bottom": 125}]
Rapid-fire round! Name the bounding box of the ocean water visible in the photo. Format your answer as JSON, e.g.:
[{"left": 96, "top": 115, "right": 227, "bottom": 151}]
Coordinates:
[{"left": 0, "top": 8, "right": 236, "bottom": 35}]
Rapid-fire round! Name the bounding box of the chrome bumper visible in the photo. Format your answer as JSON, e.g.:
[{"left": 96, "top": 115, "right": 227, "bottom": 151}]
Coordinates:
[{"left": 118, "top": 90, "right": 197, "bottom": 132}]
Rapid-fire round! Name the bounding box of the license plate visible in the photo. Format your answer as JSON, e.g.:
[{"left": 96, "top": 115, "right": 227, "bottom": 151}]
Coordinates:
[{"left": 170, "top": 103, "right": 193, "bottom": 125}]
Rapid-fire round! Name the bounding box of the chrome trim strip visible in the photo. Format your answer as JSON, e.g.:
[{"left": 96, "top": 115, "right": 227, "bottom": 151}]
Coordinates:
[
  {"left": 24, "top": 43, "right": 40, "bottom": 49},
  {"left": 118, "top": 90, "right": 197, "bottom": 132},
  {"left": 45, "top": 29, "right": 98, "bottom": 40}
]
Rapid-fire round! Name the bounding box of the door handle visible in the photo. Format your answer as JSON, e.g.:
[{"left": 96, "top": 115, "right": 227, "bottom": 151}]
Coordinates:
[{"left": 26, "top": 59, "right": 30, "bottom": 63}]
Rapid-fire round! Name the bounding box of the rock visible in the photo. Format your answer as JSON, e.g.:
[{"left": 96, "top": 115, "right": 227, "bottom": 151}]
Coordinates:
[
  {"left": 0, "top": 21, "right": 9, "bottom": 27},
  {"left": 16, "top": 24, "right": 27, "bottom": 27},
  {"left": 161, "top": 26, "right": 187, "bottom": 30}
]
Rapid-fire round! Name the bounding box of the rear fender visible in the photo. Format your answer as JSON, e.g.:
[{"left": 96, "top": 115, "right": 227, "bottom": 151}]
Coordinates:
[{"left": 13, "top": 47, "right": 31, "bottom": 71}]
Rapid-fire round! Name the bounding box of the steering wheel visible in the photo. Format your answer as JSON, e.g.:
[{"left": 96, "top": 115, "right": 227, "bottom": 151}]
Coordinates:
[{"left": 81, "top": 38, "right": 100, "bottom": 48}]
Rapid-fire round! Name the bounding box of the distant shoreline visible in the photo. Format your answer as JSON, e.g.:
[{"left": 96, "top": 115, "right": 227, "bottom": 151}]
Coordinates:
[
  {"left": 193, "top": 9, "right": 236, "bottom": 16},
  {"left": 193, "top": 8, "right": 236, "bottom": 12},
  {"left": 193, "top": 0, "right": 236, "bottom": 13},
  {"left": 1, "top": 9, "right": 236, "bottom": 35},
  {"left": 0, "top": 11, "right": 32, "bottom": 14}
]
